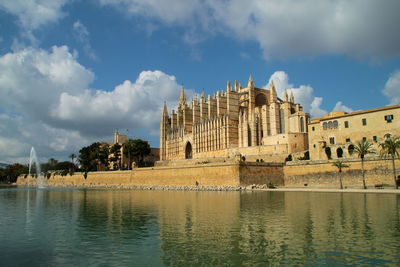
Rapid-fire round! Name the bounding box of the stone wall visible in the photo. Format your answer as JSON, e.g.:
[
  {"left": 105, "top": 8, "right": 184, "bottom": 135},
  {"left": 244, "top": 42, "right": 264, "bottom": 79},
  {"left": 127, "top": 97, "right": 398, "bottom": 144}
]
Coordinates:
[
  {"left": 16, "top": 157, "right": 398, "bottom": 189},
  {"left": 17, "top": 162, "right": 284, "bottom": 187},
  {"left": 284, "top": 157, "right": 400, "bottom": 188},
  {"left": 239, "top": 162, "right": 284, "bottom": 185}
]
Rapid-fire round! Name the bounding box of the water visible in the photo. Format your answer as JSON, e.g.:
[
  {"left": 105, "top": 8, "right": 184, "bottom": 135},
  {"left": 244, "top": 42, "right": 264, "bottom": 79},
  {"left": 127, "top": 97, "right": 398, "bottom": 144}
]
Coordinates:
[
  {"left": 28, "top": 147, "right": 45, "bottom": 188},
  {"left": 0, "top": 188, "right": 399, "bottom": 266}
]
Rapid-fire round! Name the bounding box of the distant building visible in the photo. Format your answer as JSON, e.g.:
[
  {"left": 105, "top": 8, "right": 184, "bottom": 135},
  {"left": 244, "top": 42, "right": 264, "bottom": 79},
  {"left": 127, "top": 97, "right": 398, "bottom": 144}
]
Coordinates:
[
  {"left": 308, "top": 105, "right": 400, "bottom": 160},
  {"left": 160, "top": 76, "right": 309, "bottom": 161},
  {"left": 99, "top": 130, "right": 159, "bottom": 170}
]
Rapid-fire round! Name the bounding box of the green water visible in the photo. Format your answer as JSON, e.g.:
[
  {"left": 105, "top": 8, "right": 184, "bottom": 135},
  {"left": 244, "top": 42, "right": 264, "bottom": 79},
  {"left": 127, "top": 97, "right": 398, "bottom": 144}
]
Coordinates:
[{"left": 0, "top": 188, "right": 399, "bottom": 266}]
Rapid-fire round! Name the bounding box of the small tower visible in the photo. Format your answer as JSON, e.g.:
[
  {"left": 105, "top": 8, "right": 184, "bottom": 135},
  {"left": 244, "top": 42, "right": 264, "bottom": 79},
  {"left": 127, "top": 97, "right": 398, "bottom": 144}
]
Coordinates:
[
  {"left": 284, "top": 90, "right": 289, "bottom": 102},
  {"left": 160, "top": 102, "right": 169, "bottom": 161},
  {"left": 269, "top": 81, "right": 277, "bottom": 103},
  {"left": 114, "top": 129, "right": 119, "bottom": 144},
  {"left": 247, "top": 75, "right": 254, "bottom": 89},
  {"left": 226, "top": 80, "right": 232, "bottom": 92},
  {"left": 289, "top": 91, "right": 295, "bottom": 103},
  {"left": 178, "top": 88, "right": 186, "bottom": 108},
  {"left": 234, "top": 80, "right": 240, "bottom": 91}
]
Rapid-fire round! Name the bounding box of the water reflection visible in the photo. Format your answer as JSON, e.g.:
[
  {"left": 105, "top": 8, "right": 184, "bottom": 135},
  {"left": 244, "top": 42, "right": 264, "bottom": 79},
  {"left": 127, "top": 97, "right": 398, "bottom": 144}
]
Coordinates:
[{"left": 0, "top": 189, "right": 399, "bottom": 266}]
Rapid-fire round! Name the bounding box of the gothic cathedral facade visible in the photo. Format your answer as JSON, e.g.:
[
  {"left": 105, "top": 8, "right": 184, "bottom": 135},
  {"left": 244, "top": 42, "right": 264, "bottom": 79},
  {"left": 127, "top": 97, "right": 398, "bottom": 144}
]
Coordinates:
[{"left": 160, "top": 76, "right": 309, "bottom": 161}]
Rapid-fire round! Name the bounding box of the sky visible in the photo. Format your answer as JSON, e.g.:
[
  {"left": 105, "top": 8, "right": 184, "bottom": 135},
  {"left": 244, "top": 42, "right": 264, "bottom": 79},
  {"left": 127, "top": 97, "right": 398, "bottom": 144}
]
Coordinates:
[{"left": 0, "top": 0, "right": 400, "bottom": 164}]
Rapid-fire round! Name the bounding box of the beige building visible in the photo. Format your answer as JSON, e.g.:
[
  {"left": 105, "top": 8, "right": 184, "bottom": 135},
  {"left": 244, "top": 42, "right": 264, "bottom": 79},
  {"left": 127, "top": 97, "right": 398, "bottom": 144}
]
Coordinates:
[
  {"left": 160, "top": 76, "right": 309, "bottom": 161},
  {"left": 308, "top": 105, "right": 400, "bottom": 160}
]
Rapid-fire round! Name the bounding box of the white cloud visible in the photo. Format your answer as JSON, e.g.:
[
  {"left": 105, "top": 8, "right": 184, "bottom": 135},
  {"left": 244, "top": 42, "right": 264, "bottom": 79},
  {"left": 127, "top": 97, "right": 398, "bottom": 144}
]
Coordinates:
[
  {"left": 266, "top": 71, "right": 327, "bottom": 117},
  {"left": 383, "top": 70, "right": 400, "bottom": 105},
  {"left": 0, "top": 45, "right": 190, "bottom": 162},
  {"left": 98, "top": 0, "right": 400, "bottom": 60},
  {"left": 333, "top": 101, "right": 353, "bottom": 113},
  {"left": 310, "top": 97, "right": 327, "bottom": 118},
  {"left": 0, "top": 0, "right": 68, "bottom": 31},
  {"left": 72, "top": 20, "right": 96, "bottom": 60}
]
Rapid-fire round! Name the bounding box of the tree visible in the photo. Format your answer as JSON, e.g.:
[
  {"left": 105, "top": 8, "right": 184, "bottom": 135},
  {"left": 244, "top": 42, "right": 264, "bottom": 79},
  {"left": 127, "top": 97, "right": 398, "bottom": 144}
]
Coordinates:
[
  {"left": 123, "top": 139, "right": 151, "bottom": 168},
  {"left": 379, "top": 134, "right": 400, "bottom": 189},
  {"left": 110, "top": 143, "right": 122, "bottom": 170},
  {"left": 98, "top": 145, "right": 110, "bottom": 170},
  {"left": 354, "top": 139, "right": 375, "bottom": 189},
  {"left": 79, "top": 142, "right": 102, "bottom": 171},
  {"left": 48, "top": 158, "right": 58, "bottom": 169},
  {"left": 0, "top": 163, "right": 29, "bottom": 183},
  {"left": 332, "top": 160, "right": 350, "bottom": 189}
]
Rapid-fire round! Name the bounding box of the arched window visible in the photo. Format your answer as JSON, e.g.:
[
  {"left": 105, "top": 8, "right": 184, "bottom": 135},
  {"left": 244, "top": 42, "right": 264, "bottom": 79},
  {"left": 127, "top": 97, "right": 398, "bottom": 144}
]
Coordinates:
[
  {"left": 333, "top": 120, "right": 338, "bottom": 129},
  {"left": 348, "top": 145, "right": 355, "bottom": 156},
  {"left": 300, "top": 117, "right": 304, "bottom": 132},
  {"left": 328, "top": 121, "right": 333, "bottom": 129},
  {"left": 255, "top": 94, "right": 267, "bottom": 106},
  {"left": 325, "top": 147, "right": 332, "bottom": 159},
  {"left": 323, "top": 122, "right": 328, "bottom": 130},
  {"left": 185, "top": 142, "right": 192, "bottom": 159},
  {"left": 279, "top": 109, "right": 285, "bottom": 133},
  {"left": 337, "top": 147, "right": 343, "bottom": 158},
  {"left": 248, "top": 125, "right": 252, "bottom": 146}
]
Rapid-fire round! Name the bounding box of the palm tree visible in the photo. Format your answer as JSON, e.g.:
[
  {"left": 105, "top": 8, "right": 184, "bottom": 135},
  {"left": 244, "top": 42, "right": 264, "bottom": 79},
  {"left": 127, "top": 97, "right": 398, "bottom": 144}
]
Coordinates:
[
  {"left": 354, "top": 139, "right": 375, "bottom": 189},
  {"left": 332, "top": 160, "right": 350, "bottom": 189},
  {"left": 379, "top": 134, "right": 400, "bottom": 189}
]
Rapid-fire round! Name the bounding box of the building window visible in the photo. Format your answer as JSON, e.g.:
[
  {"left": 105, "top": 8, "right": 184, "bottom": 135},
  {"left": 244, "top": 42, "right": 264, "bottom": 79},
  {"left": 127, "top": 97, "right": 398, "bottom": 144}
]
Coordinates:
[
  {"left": 363, "top": 137, "right": 367, "bottom": 141},
  {"left": 373, "top": 136, "right": 377, "bottom": 142},
  {"left": 346, "top": 138, "right": 351, "bottom": 142},
  {"left": 329, "top": 137, "right": 335, "bottom": 144},
  {"left": 333, "top": 120, "right": 338, "bottom": 129},
  {"left": 384, "top": 114, "right": 394, "bottom": 123},
  {"left": 344, "top": 121, "right": 349, "bottom": 128},
  {"left": 348, "top": 144, "right": 355, "bottom": 155},
  {"left": 323, "top": 122, "right": 327, "bottom": 130},
  {"left": 362, "top": 118, "right": 367, "bottom": 126},
  {"left": 300, "top": 117, "right": 304, "bottom": 132},
  {"left": 313, "top": 144, "right": 316, "bottom": 148},
  {"left": 328, "top": 121, "right": 333, "bottom": 129},
  {"left": 312, "top": 126, "right": 315, "bottom": 131}
]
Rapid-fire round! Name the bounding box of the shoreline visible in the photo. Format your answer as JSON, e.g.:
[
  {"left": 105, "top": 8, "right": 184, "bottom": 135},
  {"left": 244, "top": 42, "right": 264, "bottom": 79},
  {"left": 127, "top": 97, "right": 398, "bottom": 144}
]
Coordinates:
[{"left": 14, "top": 184, "right": 400, "bottom": 194}]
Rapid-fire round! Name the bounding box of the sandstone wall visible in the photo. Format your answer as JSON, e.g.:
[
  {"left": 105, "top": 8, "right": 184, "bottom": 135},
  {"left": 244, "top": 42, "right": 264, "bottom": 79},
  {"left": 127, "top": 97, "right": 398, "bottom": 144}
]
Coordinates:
[
  {"left": 239, "top": 163, "right": 284, "bottom": 186},
  {"left": 17, "top": 157, "right": 398, "bottom": 189},
  {"left": 284, "top": 157, "right": 400, "bottom": 188},
  {"left": 17, "top": 162, "right": 284, "bottom": 187}
]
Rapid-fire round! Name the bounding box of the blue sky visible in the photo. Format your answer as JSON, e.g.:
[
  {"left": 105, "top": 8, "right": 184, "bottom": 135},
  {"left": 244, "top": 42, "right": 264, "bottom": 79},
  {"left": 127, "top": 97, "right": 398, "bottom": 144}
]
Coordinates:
[{"left": 0, "top": 0, "right": 400, "bottom": 163}]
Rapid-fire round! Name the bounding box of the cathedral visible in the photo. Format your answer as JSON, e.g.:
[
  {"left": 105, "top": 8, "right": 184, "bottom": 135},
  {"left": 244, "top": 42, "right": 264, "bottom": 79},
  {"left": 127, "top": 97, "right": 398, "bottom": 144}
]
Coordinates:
[{"left": 160, "top": 76, "right": 309, "bottom": 161}]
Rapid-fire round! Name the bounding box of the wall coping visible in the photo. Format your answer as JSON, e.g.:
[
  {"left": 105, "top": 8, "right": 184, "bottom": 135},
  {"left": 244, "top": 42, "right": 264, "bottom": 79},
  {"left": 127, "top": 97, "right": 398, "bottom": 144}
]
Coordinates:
[{"left": 286, "top": 156, "right": 398, "bottom": 166}]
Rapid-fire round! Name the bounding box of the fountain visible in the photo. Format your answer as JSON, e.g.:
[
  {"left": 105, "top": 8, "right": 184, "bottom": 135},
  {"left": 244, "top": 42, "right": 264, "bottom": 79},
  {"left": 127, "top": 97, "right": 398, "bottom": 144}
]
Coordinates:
[{"left": 28, "top": 147, "right": 45, "bottom": 188}]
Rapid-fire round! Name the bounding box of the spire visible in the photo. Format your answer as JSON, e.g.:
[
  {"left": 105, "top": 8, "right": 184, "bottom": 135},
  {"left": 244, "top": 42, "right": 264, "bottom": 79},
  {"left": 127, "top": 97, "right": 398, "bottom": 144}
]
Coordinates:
[
  {"left": 284, "top": 90, "right": 289, "bottom": 102},
  {"left": 178, "top": 87, "right": 186, "bottom": 108},
  {"left": 269, "top": 80, "right": 277, "bottom": 102},
  {"left": 226, "top": 80, "right": 232, "bottom": 92},
  {"left": 290, "top": 91, "right": 295, "bottom": 103},
  {"left": 234, "top": 80, "right": 240, "bottom": 91},
  {"left": 162, "top": 101, "right": 168, "bottom": 117},
  {"left": 201, "top": 91, "right": 205, "bottom": 100},
  {"left": 247, "top": 74, "right": 254, "bottom": 89}
]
